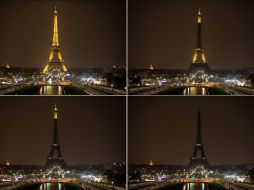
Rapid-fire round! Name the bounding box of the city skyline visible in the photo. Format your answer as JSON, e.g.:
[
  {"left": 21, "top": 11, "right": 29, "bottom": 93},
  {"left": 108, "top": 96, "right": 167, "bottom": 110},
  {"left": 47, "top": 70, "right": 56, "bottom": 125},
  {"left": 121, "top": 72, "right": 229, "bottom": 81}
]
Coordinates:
[
  {"left": 129, "top": 97, "right": 254, "bottom": 165},
  {"left": 0, "top": 0, "right": 125, "bottom": 69},
  {"left": 129, "top": 0, "right": 254, "bottom": 69},
  {"left": 0, "top": 97, "right": 125, "bottom": 165}
]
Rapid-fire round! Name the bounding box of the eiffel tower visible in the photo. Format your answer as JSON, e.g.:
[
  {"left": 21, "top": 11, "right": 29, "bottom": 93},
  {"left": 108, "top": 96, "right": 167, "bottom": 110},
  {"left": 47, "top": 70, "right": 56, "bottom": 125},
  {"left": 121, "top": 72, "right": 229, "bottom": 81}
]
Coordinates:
[
  {"left": 189, "top": 8, "right": 209, "bottom": 74},
  {"left": 189, "top": 108, "right": 209, "bottom": 169},
  {"left": 43, "top": 7, "right": 68, "bottom": 83},
  {"left": 45, "top": 104, "right": 66, "bottom": 169}
]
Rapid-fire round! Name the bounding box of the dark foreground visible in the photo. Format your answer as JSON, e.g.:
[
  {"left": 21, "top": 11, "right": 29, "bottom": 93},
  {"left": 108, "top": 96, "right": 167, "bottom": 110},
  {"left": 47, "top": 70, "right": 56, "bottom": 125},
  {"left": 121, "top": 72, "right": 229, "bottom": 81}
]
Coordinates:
[
  {"left": 13, "top": 182, "right": 84, "bottom": 190},
  {"left": 5, "top": 85, "right": 88, "bottom": 95},
  {"left": 156, "top": 182, "right": 227, "bottom": 190},
  {"left": 156, "top": 86, "right": 228, "bottom": 95}
]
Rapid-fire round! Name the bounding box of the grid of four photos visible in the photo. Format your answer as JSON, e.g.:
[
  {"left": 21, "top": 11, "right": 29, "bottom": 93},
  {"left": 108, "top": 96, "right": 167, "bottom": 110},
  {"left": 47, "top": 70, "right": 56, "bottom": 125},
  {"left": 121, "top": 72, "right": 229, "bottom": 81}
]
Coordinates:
[{"left": 0, "top": 0, "right": 253, "bottom": 190}]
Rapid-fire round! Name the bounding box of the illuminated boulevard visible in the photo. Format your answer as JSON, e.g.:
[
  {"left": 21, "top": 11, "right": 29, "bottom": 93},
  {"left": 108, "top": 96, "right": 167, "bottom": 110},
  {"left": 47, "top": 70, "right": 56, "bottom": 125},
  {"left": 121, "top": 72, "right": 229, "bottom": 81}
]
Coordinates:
[
  {"left": 0, "top": 179, "right": 120, "bottom": 190},
  {"left": 129, "top": 81, "right": 254, "bottom": 95},
  {"left": 128, "top": 179, "right": 254, "bottom": 190},
  {"left": 0, "top": 83, "right": 125, "bottom": 95}
]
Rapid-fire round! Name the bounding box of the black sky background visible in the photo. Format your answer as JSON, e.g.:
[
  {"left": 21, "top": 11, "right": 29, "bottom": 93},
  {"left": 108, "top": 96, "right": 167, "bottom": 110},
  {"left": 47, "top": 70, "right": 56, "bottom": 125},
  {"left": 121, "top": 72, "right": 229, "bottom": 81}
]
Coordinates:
[
  {"left": 0, "top": 97, "right": 125, "bottom": 165},
  {"left": 0, "top": 0, "right": 125, "bottom": 69},
  {"left": 129, "top": 0, "right": 254, "bottom": 69},
  {"left": 129, "top": 96, "right": 254, "bottom": 165}
]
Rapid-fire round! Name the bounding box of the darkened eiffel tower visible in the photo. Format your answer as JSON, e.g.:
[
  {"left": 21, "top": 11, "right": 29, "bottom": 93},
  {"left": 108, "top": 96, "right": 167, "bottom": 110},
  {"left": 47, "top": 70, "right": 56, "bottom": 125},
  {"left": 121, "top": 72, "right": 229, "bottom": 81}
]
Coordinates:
[
  {"left": 43, "top": 7, "right": 68, "bottom": 83},
  {"left": 189, "top": 8, "right": 209, "bottom": 73},
  {"left": 189, "top": 108, "right": 209, "bottom": 169},
  {"left": 45, "top": 104, "right": 67, "bottom": 168}
]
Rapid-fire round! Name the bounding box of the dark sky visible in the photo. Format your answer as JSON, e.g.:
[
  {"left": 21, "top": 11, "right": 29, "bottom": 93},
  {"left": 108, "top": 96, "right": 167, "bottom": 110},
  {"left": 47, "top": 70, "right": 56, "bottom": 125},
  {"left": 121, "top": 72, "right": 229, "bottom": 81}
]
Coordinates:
[
  {"left": 0, "top": 97, "right": 125, "bottom": 165},
  {"left": 129, "top": 0, "right": 254, "bottom": 69},
  {"left": 129, "top": 96, "right": 254, "bottom": 166},
  {"left": 0, "top": 0, "right": 125, "bottom": 69}
]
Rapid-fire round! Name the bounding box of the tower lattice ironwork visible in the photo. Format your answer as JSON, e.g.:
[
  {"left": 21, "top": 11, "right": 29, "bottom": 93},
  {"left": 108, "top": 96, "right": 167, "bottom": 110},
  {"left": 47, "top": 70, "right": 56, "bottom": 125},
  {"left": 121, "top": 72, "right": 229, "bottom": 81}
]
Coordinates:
[
  {"left": 43, "top": 7, "right": 68, "bottom": 83},
  {"left": 45, "top": 104, "right": 66, "bottom": 169},
  {"left": 189, "top": 8, "right": 209, "bottom": 73},
  {"left": 189, "top": 108, "right": 209, "bottom": 169}
]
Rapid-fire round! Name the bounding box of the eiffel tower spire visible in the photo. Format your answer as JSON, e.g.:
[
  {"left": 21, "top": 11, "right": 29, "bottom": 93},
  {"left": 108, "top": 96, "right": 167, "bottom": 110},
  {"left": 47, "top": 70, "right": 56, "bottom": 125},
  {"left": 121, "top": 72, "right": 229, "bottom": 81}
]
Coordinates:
[
  {"left": 192, "top": 7, "right": 207, "bottom": 64},
  {"left": 189, "top": 108, "right": 209, "bottom": 169},
  {"left": 52, "top": 6, "right": 59, "bottom": 47},
  {"left": 45, "top": 104, "right": 66, "bottom": 169},
  {"left": 43, "top": 6, "right": 68, "bottom": 83},
  {"left": 196, "top": 7, "right": 202, "bottom": 49},
  {"left": 188, "top": 7, "right": 209, "bottom": 82}
]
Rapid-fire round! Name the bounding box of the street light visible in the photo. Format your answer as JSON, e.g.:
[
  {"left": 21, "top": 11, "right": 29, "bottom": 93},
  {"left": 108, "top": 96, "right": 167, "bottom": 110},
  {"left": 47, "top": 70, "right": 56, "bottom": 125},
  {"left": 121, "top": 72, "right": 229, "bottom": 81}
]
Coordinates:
[{"left": 112, "top": 181, "right": 114, "bottom": 189}]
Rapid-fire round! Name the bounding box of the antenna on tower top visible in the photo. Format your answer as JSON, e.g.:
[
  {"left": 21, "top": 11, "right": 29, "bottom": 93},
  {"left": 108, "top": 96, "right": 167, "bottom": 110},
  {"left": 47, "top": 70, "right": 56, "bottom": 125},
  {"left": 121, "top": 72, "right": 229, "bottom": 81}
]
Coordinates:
[
  {"left": 54, "top": 6, "right": 57, "bottom": 14},
  {"left": 197, "top": 0, "right": 201, "bottom": 14},
  {"left": 54, "top": 103, "right": 58, "bottom": 111},
  {"left": 198, "top": 7, "right": 201, "bottom": 15}
]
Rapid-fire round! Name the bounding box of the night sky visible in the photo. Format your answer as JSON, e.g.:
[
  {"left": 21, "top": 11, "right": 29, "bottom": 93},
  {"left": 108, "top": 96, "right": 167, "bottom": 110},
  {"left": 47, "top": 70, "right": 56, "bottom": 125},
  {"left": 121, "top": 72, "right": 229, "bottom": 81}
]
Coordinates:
[
  {"left": 129, "top": 0, "right": 254, "bottom": 69},
  {"left": 0, "top": 97, "right": 125, "bottom": 165},
  {"left": 0, "top": 0, "right": 125, "bottom": 69},
  {"left": 129, "top": 97, "right": 254, "bottom": 165}
]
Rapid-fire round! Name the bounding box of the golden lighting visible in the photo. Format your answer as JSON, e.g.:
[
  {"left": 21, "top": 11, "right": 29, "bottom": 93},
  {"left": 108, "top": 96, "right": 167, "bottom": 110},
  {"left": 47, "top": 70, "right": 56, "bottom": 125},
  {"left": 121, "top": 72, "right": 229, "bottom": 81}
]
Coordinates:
[
  {"left": 58, "top": 52, "right": 63, "bottom": 61},
  {"left": 192, "top": 52, "right": 197, "bottom": 63},
  {"left": 198, "top": 16, "right": 202, "bottom": 23},
  {"left": 52, "top": 8, "right": 59, "bottom": 47},
  {"left": 43, "top": 64, "right": 49, "bottom": 74},
  {"left": 197, "top": 8, "right": 202, "bottom": 23},
  {"left": 149, "top": 160, "right": 154, "bottom": 166},
  {"left": 42, "top": 7, "right": 68, "bottom": 77},
  {"left": 202, "top": 53, "right": 206, "bottom": 62},
  {"left": 5, "top": 160, "right": 10, "bottom": 166},
  {"left": 54, "top": 103, "right": 58, "bottom": 119},
  {"left": 62, "top": 64, "right": 68, "bottom": 72},
  {"left": 49, "top": 51, "right": 53, "bottom": 61},
  {"left": 5, "top": 63, "right": 10, "bottom": 69}
]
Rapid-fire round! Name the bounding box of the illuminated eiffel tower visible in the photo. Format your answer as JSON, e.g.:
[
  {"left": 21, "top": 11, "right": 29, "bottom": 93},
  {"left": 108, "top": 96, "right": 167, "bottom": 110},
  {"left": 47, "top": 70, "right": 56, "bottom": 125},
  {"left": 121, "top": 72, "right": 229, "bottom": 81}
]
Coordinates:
[
  {"left": 189, "top": 108, "right": 209, "bottom": 169},
  {"left": 45, "top": 104, "right": 66, "bottom": 169},
  {"left": 43, "top": 7, "right": 68, "bottom": 83},
  {"left": 188, "top": 8, "right": 209, "bottom": 82}
]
